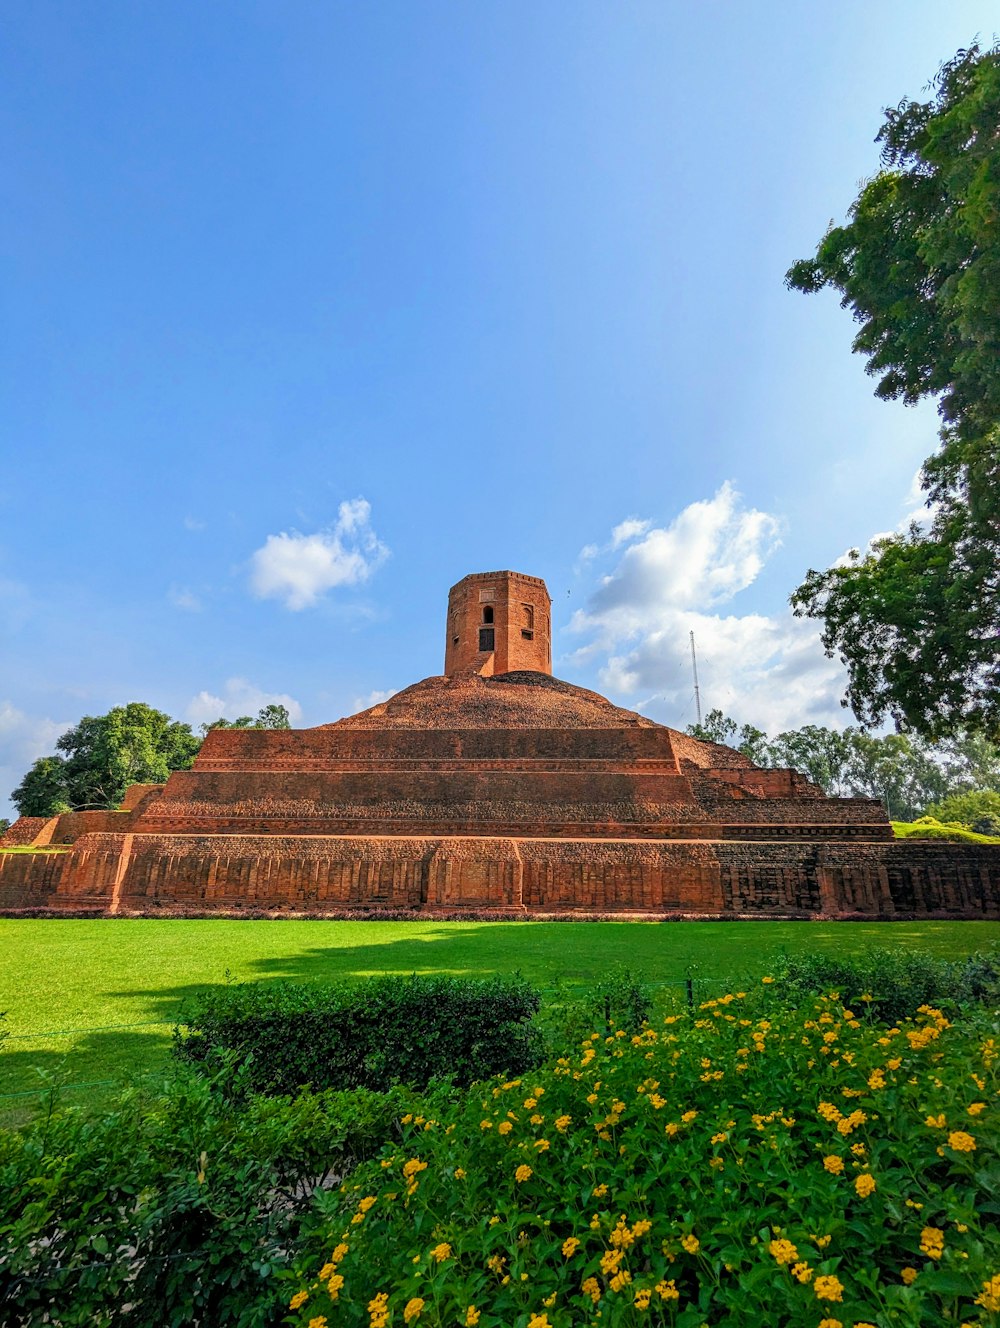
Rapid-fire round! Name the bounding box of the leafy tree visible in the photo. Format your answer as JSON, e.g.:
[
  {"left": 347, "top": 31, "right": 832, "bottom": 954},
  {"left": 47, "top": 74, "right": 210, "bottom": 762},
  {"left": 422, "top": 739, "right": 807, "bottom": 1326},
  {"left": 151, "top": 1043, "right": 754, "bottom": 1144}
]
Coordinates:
[
  {"left": 0, "top": 817, "right": 11, "bottom": 837},
  {"left": 11, "top": 704, "right": 200, "bottom": 815},
  {"left": 687, "top": 709, "right": 771, "bottom": 763},
  {"left": 10, "top": 756, "right": 73, "bottom": 818},
  {"left": 768, "top": 725, "right": 853, "bottom": 796},
  {"left": 926, "top": 789, "right": 1000, "bottom": 835},
  {"left": 786, "top": 43, "right": 1000, "bottom": 739},
  {"left": 200, "top": 703, "right": 292, "bottom": 735},
  {"left": 686, "top": 710, "right": 998, "bottom": 819}
]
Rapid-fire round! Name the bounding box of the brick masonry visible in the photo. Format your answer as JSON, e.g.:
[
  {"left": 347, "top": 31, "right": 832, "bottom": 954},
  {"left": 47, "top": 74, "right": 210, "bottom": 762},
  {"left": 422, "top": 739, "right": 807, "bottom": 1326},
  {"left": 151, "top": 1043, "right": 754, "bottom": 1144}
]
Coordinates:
[{"left": 2, "top": 570, "right": 998, "bottom": 918}]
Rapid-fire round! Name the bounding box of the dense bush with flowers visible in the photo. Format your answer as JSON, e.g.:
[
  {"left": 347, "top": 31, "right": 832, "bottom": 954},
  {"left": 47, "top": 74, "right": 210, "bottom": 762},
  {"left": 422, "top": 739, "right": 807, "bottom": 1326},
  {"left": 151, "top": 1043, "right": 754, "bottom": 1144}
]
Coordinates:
[{"left": 289, "top": 989, "right": 998, "bottom": 1328}]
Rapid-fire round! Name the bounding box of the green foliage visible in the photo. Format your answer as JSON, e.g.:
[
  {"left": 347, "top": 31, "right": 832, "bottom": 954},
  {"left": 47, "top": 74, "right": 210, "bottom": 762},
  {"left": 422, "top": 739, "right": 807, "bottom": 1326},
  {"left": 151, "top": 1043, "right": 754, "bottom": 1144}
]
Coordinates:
[
  {"left": 787, "top": 43, "right": 1000, "bottom": 738},
  {"left": 288, "top": 997, "right": 1000, "bottom": 1328},
  {"left": 9, "top": 754, "right": 73, "bottom": 818},
  {"left": 201, "top": 704, "right": 292, "bottom": 734},
  {"left": 0, "top": 817, "right": 10, "bottom": 836},
  {"left": 686, "top": 711, "right": 1000, "bottom": 820},
  {"left": 927, "top": 788, "right": 1000, "bottom": 835},
  {"left": 174, "top": 975, "right": 544, "bottom": 1097},
  {"left": 0, "top": 1066, "right": 405, "bottom": 1328},
  {"left": 10, "top": 703, "right": 201, "bottom": 815},
  {"left": 769, "top": 945, "right": 1000, "bottom": 1025},
  {"left": 891, "top": 817, "right": 1000, "bottom": 845}
]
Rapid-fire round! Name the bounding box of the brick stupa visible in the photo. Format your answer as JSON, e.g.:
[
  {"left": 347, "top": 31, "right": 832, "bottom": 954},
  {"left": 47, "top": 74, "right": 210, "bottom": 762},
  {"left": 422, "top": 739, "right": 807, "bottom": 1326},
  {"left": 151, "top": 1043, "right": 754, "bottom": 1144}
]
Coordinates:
[{"left": 2, "top": 571, "right": 998, "bottom": 918}]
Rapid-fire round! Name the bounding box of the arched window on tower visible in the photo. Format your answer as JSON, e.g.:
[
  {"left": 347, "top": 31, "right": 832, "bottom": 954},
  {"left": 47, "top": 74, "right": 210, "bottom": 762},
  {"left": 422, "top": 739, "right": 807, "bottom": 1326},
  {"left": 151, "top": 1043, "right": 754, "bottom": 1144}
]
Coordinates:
[{"left": 482, "top": 605, "right": 494, "bottom": 624}]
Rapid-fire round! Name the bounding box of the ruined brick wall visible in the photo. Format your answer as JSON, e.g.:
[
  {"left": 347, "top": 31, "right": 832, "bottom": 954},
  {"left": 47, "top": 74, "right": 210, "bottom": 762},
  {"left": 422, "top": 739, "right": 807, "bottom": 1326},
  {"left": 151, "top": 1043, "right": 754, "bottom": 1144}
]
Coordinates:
[
  {"left": 0, "top": 817, "right": 55, "bottom": 847},
  {"left": 0, "top": 851, "right": 73, "bottom": 909}
]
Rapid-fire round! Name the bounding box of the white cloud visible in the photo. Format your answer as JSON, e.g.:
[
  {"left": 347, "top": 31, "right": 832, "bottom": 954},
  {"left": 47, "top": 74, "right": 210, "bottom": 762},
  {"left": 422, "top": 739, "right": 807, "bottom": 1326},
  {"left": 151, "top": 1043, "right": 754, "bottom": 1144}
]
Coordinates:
[
  {"left": 351, "top": 687, "right": 398, "bottom": 713},
  {"left": 183, "top": 515, "right": 206, "bottom": 532},
  {"left": 249, "top": 497, "right": 389, "bottom": 610},
  {"left": 186, "top": 678, "right": 304, "bottom": 728},
  {"left": 570, "top": 484, "right": 848, "bottom": 734},
  {"left": 0, "top": 702, "right": 66, "bottom": 818}
]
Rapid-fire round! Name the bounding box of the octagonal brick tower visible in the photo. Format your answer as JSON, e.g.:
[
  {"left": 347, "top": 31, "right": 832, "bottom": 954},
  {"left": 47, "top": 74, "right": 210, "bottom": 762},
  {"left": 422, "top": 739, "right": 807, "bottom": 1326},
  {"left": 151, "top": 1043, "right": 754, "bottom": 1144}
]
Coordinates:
[{"left": 444, "top": 570, "right": 552, "bottom": 676}]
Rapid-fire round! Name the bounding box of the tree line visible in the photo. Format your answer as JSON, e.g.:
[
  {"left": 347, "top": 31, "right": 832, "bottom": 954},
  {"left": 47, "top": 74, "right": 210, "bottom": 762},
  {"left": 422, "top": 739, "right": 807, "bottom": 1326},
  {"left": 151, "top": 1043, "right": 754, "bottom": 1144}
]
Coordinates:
[
  {"left": 8, "top": 701, "right": 291, "bottom": 819},
  {"left": 688, "top": 708, "right": 1000, "bottom": 829}
]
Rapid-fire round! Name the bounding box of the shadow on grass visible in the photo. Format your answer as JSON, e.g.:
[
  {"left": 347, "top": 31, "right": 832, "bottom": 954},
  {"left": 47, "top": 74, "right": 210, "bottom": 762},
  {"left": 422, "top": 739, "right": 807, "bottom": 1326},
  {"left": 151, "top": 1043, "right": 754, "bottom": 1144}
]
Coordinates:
[{"left": 0, "top": 1028, "right": 174, "bottom": 1125}]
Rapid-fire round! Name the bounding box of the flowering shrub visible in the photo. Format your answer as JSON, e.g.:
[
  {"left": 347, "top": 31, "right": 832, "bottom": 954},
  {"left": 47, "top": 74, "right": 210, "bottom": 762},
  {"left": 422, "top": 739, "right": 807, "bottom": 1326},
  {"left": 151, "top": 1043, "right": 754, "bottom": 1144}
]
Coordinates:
[{"left": 290, "top": 991, "right": 998, "bottom": 1327}]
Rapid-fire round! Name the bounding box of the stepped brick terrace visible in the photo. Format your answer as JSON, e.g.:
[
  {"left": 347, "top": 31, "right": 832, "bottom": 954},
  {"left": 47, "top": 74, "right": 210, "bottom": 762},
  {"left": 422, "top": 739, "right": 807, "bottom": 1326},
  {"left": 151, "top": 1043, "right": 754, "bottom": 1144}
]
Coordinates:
[{"left": 3, "top": 570, "right": 999, "bottom": 918}]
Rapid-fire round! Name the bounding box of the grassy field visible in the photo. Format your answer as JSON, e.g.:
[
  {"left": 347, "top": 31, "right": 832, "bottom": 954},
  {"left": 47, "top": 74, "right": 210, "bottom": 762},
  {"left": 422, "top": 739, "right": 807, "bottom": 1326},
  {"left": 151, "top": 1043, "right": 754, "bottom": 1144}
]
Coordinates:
[{"left": 1, "top": 917, "right": 998, "bottom": 1116}]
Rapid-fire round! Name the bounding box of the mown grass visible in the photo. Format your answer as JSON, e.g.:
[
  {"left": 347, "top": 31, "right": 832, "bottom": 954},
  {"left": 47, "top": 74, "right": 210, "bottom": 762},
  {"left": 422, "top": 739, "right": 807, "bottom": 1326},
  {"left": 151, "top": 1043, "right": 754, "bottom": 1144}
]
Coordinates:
[{"left": 1, "top": 918, "right": 998, "bottom": 1119}]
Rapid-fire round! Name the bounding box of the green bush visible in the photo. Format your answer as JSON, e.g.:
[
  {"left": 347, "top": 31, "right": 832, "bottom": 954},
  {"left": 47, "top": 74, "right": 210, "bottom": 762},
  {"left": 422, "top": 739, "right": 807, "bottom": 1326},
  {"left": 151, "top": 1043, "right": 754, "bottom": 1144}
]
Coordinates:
[
  {"left": 769, "top": 946, "right": 1000, "bottom": 1025},
  {"left": 0, "top": 1066, "right": 405, "bottom": 1327},
  {"left": 926, "top": 789, "right": 1000, "bottom": 835},
  {"left": 891, "top": 815, "right": 1000, "bottom": 844},
  {"left": 174, "top": 974, "right": 543, "bottom": 1096}
]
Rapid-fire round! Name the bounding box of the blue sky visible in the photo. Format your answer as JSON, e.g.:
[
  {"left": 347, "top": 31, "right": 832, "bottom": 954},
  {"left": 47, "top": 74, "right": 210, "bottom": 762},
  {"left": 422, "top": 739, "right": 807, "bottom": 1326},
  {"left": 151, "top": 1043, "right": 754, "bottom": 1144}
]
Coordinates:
[{"left": 1, "top": 2, "right": 995, "bottom": 817}]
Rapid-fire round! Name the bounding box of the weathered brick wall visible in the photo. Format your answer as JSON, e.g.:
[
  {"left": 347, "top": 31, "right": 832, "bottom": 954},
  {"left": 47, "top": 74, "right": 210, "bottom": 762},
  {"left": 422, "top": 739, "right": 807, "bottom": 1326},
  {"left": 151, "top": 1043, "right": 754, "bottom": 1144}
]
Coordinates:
[
  {"left": 0, "top": 817, "right": 55, "bottom": 847},
  {"left": 0, "top": 851, "right": 73, "bottom": 908}
]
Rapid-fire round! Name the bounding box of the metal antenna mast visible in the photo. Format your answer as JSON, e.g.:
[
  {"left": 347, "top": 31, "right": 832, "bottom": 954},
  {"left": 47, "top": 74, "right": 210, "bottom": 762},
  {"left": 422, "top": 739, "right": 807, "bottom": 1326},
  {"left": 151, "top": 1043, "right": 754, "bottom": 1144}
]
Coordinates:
[{"left": 690, "top": 630, "right": 702, "bottom": 726}]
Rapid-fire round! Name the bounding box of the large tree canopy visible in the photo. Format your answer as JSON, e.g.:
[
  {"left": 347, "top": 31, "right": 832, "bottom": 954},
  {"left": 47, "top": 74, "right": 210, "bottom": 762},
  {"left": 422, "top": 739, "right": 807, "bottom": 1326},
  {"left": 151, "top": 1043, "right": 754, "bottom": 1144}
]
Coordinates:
[
  {"left": 786, "top": 43, "right": 1000, "bottom": 739},
  {"left": 11, "top": 703, "right": 201, "bottom": 816}
]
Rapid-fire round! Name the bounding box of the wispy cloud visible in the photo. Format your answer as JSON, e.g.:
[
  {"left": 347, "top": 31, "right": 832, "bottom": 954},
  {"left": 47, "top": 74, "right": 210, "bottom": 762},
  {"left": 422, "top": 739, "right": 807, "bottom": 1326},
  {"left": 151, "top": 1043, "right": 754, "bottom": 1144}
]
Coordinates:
[
  {"left": 0, "top": 702, "right": 66, "bottom": 816},
  {"left": 351, "top": 687, "right": 398, "bottom": 713},
  {"left": 570, "top": 484, "right": 846, "bottom": 734},
  {"left": 186, "top": 678, "right": 303, "bottom": 727},
  {"left": 168, "top": 585, "right": 203, "bottom": 612},
  {"left": 249, "top": 497, "right": 389, "bottom": 610}
]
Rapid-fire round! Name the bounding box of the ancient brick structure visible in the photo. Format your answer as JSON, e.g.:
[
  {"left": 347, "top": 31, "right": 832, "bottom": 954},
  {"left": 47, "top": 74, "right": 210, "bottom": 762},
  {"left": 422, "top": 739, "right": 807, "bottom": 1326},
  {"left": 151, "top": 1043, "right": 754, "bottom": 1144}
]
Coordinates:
[{"left": 3, "top": 570, "right": 999, "bottom": 918}]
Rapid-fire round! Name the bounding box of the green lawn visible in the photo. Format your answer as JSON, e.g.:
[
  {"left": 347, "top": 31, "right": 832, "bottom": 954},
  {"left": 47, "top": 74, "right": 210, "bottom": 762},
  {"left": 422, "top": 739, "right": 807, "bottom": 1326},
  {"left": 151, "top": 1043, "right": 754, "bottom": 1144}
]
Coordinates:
[{"left": 1, "top": 917, "right": 998, "bottom": 1117}]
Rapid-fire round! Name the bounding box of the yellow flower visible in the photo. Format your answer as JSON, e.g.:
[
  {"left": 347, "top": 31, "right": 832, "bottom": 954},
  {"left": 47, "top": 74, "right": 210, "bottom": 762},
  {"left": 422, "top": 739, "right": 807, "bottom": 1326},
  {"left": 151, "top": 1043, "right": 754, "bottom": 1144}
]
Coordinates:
[
  {"left": 817, "top": 1320, "right": 842, "bottom": 1328},
  {"left": 487, "top": 1254, "right": 505, "bottom": 1275},
  {"left": 976, "top": 1275, "right": 1000, "bottom": 1313},
  {"left": 681, "top": 1234, "right": 700, "bottom": 1254},
  {"left": 562, "top": 1236, "right": 581, "bottom": 1257},
  {"left": 480, "top": 1120, "right": 493, "bottom": 1130},
  {"left": 920, "top": 1227, "right": 945, "bottom": 1259},
  {"left": 289, "top": 1290, "right": 309, "bottom": 1310},
  {"left": 947, "top": 1130, "right": 977, "bottom": 1152},
  {"left": 431, "top": 1242, "right": 452, "bottom": 1262},
  {"left": 791, "top": 1261, "right": 812, "bottom": 1283},
  {"left": 498, "top": 1121, "right": 513, "bottom": 1135},
  {"left": 656, "top": 1279, "right": 680, "bottom": 1301},
  {"left": 582, "top": 1276, "right": 601, "bottom": 1304},
  {"left": 609, "top": 1270, "right": 632, "bottom": 1292},
  {"left": 524, "top": 1097, "right": 538, "bottom": 1109},
  {"left": 454, "top": 1167, "right": 466, "bottom": 1179},
  {"left": 403, "top": 1298, "right": 425, "bottom": 1324},
  {"left": 543, "top": 1294, "right": 556, "bottom": 1308},
  {"left": 900, "top": 1267, "right": 918, "bottom": 1285},
  {"left": 762, "top": 976, "right": 775, "bottom": 984},
  {"left": 402, "top": 1159, "right": 427, "bottom": 1178},
  {"left": 534, "top": 1138, "right": 550, "bottom": 1151},
  {"left": 681, "top": 1110, "right": 698, "bottom": 1123},
  {"left": 600, "top": 1249, "right": 624, "bottom": 1275},
  {"left": 465, "top": 1309, "right": 480, "bottom": 1327},
  {"left": 967, "top": 1101, "right": 986, "bottom": 1115},
  {"left": 635, "top": 1288, "right": 651, "bottom": 1310},
  {"left": 555, "top": 1114, "right": 572, "bottom": 1131},
  {"left": 823, "top": 1155, "right": 844, "bottom": 1174},
  {"left": 515, "top": 1164, "right": 533, "bottom": 1183},
  {"left": 769, "top": 1238, "right": 798, "bottom": 1264},
  {"left": 326, "top": 1273, "right": 344, "bottom": 1300},
  {"left": 308, "top": 1318, "right": 328, "bottom": 1328},
  {"left": 813, "top": 1274, "right": 844, "bottom": 1302},
  {"left": 593, "top": 1183, "right": 609, "bottom": 1198},
  {"left": 854, "top": 1173, "right": 876, "bottom": 1198},
  {"left": 358, "top": 1195, "right": 377, "bottom": 1212}
]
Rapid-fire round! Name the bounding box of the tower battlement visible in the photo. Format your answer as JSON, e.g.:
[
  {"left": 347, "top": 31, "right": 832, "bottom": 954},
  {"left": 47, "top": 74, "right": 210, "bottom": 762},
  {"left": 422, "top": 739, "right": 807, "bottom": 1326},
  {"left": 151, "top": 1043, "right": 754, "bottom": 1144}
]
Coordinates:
[{"left": 444, "top": 570, "right": 552, "bottom": 677}]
